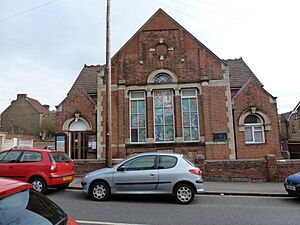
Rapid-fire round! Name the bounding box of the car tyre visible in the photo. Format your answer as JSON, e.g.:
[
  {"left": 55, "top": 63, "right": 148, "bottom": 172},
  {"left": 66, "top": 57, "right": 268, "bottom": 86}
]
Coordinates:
[
  {"left": 30, "top": 177, "right": 47, "bottom": 193},
  {"left": 173, "top": 183, "right": 195, "bottom": 204},
  {"left": 89, "top": 181, "right": 110, "bottom": 201}
]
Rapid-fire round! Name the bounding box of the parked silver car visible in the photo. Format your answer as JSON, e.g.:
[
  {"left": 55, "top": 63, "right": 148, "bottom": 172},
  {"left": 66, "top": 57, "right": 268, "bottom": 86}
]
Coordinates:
[{"left": 81, "top": 152, "right": 204, "bottom": 204}]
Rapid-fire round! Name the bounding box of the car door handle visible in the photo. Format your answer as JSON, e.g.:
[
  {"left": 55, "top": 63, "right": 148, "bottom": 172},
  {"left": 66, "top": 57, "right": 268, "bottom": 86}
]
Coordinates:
[
  {"left": 150, "top": 173, "right": 155, "bottom": 176},
  {"left": 9, "top": 166, "right": 14, "bottom": 169}
]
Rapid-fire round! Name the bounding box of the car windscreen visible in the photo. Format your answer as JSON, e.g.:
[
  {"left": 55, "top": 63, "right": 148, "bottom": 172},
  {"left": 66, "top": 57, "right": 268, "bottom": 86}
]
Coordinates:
[
  {"left": 0, "top": 189, "right": 68, "bottom": 225},
  {"left": 49, "top": 152, "right": 72, "bottom": 163},
  {"left": 0, "top": 150, "right": 22, "bottom": 163}
]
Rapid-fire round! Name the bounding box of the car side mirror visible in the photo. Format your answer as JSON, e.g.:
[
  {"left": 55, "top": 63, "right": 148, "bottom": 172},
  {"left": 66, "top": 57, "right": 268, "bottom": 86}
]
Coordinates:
[{"left": 118, "top": 165, "right": 126, "bottom": 172}]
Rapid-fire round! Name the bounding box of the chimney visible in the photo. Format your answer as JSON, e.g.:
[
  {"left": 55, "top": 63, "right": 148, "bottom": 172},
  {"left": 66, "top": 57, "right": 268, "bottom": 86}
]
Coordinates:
[
  {"left": 43, "top": 104, "right": 50, "bottom": 111},
  {"left": 17, "top": 94, "right": 27, "bottom": 100}
]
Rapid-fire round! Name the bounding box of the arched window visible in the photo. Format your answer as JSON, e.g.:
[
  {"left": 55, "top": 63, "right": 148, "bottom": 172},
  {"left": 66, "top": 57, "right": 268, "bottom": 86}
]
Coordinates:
[
  {"left": 153, "top": 73, "right": 173, "bottom": 84},
  {"left": 244, "top": 115, "right": 265, "bottom": 144}
]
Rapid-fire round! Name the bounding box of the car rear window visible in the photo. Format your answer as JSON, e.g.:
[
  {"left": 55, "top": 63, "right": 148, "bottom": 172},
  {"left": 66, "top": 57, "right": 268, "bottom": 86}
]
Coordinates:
[
  {"left": 0, "top": 189, "right": 67, "bottom": 225},
  {"left": 183, "top": 157, "right": 197, "bottom": 167},
  {"left": 158, "top": 156, "right": 177, "bottom": 169},
  {"left": 49, "top": 152, "right": 72, "bottom": 163}
]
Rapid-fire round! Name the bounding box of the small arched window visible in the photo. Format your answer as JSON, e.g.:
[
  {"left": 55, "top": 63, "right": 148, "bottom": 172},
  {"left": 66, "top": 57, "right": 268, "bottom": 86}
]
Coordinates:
[
  {"left": 153, "top": 73, "right": 173, "bottom": 84},
  {"left": 244, "top": 115, "right": 265, "bottom": 144}
]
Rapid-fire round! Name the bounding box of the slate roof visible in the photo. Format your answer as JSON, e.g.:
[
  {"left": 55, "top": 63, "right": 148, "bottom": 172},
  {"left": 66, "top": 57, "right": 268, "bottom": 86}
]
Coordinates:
[
  {"left": 224, "top": 58, "right": 263, "bottom": 89},
  {"left": 280, "top": 111, "right": 292, "bottom": 122},
  {"left": 26, "top": 97, "right": 49, "bottom": 114},
  {"left": 68, "top": 64, "right": 103, "bottom": 96}
]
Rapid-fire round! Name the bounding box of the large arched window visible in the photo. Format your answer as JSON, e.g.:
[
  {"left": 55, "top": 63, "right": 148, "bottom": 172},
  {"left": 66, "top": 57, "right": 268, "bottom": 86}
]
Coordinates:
[{"left": 244, "top": 115, "right": 265, "bottom": 144}]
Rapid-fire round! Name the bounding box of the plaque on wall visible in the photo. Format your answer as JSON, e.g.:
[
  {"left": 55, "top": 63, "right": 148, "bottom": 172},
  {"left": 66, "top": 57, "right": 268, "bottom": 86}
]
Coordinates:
[{"left": 213, "top": 132, "right": 228, "bottom": 142}]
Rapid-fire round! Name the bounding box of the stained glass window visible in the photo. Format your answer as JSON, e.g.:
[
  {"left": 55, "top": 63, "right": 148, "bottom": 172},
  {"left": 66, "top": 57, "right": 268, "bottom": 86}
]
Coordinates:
[
  {"left": 181, "top": 89, "right": 200, "bottom": 141},
  {"left": 154, "top": 90, "right": 175, "bottom": 142},
  {"left": 244, "top": 115, "right": 265, "bottom": 144},
  {"left": 130, "top": 91, "right": 146, "bottom": 143},
  {"left": 153, "top": 73, "right": 173, "bottom": 84}
]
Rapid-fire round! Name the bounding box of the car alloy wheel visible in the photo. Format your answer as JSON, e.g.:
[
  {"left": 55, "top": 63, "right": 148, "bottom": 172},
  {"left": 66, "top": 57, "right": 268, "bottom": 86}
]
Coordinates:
[
  {"left": 174, "top": 183, "right": 194, "bottom": 204},
  {"left": 30, "top": 177, "right": 47, "bottom": 193},
  {"left": 90, "top": 182, "right": 110, "bottom": 201}
]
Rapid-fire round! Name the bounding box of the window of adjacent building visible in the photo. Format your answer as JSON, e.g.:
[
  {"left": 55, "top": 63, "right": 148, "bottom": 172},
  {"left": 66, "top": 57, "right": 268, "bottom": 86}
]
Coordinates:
[
  {"left": 292, "top": 125, "right": 296, "bottom": 133},
  {"left": 130, "top": 91, "right": 146, "bottom": 143},
  {"left": 153, "top": 73, "right": 173, "bottom": 84},
  {"left": 293, "top": 113, "right": 298, "bottom": 120},
  {"left": 181, "top": 89, "right": 200, "bottom": 142},
  {"left": 244, "top": 115, "right": 265, "bottom": 144},
  {"left": 154, "top": 90, "right": 175, "bottom": 142}
]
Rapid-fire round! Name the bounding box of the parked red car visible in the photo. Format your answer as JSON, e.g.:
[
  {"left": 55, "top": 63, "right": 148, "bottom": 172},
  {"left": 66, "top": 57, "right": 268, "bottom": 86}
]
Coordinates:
[
  {"left": 0, "top": 178, "right": 78, "bottom": 225},
  {"left": 0, "top": 148, "right": 74, "bottom": 193}
]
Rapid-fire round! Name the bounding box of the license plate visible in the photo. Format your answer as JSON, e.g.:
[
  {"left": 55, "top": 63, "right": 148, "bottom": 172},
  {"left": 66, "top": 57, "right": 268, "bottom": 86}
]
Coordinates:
[
  {"left": 286, "top": 185, "right": 296, "bottom": 191},
  {"left": 63, "top": 176, "right": 72, "bottom": 181}
]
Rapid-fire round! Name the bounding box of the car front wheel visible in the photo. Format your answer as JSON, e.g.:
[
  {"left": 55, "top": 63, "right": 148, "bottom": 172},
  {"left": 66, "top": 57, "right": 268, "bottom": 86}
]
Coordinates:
[
  {"left": 89, "top": 181, "right": 110, "bottom": 201},
  {"left": 30, "top": 177, "right": 47, "bottom": 193},
  {"left": 173, "top": 183, "right": 195, "bottom": 204}
]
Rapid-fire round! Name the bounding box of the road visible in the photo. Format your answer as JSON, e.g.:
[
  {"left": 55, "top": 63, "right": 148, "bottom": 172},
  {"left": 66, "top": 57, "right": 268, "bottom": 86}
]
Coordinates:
[{"left": 47, "top": 189, "right": 300, "bottom": 225}]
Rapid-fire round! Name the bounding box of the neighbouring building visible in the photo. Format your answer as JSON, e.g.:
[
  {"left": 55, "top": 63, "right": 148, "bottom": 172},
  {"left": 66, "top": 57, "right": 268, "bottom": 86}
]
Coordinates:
[
  {"left": 280, "top": 102, "right": 300, "bottom": 159},
  {"left": 1, "top": 94, "right": 51, "bottom": 136},
  {"left": 55, "top": 9, "right": 281, "bottom": 161}
]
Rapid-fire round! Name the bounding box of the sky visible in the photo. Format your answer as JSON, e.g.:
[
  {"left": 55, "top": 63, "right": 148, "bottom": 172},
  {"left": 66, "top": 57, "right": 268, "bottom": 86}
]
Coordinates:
[{"left": 0, "top": 0, "right": 299, "bottom": 114}]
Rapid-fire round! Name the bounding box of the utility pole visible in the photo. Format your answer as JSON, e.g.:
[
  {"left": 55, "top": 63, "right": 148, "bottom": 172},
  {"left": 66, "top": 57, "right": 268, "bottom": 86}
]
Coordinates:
[{"left": 105, "top": 0, "right": 112, "bottom": 167}]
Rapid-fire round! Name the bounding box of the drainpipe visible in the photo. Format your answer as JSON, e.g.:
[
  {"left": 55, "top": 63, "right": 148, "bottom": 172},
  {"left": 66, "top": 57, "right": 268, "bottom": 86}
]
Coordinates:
[{"left": 232, "top": 108, "right": 238, "bottom": 159}]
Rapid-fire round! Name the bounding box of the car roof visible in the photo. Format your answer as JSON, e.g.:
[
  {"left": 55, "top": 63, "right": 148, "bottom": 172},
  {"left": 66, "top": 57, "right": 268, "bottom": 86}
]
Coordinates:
[
  {"left": 5, "top": 148, "right": 56, "bottom": 153},
  {"left": 0, "top": 178, "right": 32, "bottom": 199},
  {"left": 132, "top": 152, "right": 183, "bottom": 157}
]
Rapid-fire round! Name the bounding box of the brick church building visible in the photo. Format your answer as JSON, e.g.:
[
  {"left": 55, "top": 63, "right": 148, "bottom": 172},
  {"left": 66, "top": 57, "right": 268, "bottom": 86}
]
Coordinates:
[{"left": 55, "top": 9, "right": 281, "bottom": 161}]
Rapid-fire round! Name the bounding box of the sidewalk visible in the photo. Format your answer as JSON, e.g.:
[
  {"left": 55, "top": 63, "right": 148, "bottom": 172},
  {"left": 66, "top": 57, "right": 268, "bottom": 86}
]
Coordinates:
[{"left": 69, "top": 177, "right": 288, "bottom": 197}]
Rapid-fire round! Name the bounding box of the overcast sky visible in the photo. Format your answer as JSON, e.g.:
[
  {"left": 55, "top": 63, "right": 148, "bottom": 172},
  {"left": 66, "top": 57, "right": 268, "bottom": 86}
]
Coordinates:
[{"left": 1, "top": 0, "right": 299, "bottom": 114}]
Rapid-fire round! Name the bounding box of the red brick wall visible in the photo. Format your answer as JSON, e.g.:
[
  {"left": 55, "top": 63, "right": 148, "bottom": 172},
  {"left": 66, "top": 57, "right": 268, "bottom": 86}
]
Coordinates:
[
  {"left": 111, "top": 12, "right": 223, "bottom": 86},
  {"left": 197, "top": 154, "right": 300, "bottom": 182},
  {"left": 233, "top": 82, "right": 281, "bottom": 159},
  {"left": 74, "top": 155, "right": 300, "bottom": 182},
  {"left": 56, "top": 89, "right": 96, "bottom": 132}
]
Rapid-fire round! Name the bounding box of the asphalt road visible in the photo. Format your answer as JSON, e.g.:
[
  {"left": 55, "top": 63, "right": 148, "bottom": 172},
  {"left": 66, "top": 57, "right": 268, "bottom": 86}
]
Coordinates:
[{"left": 47, "top": 189, "right": 300, "bottom": 225}]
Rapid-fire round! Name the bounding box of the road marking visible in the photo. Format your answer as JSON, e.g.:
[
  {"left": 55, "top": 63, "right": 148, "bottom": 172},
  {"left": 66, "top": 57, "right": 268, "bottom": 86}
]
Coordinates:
[{"left": 77, "top": 220, "right": 148, "bottom": 225}]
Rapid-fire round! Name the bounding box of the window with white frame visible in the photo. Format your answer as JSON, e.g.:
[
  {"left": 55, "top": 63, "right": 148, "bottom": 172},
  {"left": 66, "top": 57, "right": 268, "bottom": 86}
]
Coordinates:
[
  {"left": 244, "top": 115, "right": 265, "bottom": 144},
  {"left": 154, "top": 90, "right": 175, "bottom": 142},
  {"left": 181, "top": 89, "right": 200, "bottom": 141},
  {"left": 130, "top": 91, "right": 146, "bottom": 143}
]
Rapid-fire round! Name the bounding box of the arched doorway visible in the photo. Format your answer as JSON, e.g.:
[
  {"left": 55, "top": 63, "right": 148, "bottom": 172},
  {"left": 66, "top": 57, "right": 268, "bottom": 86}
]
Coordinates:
[{"left": 62, "top": 114, "right": 96, "bottom": 159}]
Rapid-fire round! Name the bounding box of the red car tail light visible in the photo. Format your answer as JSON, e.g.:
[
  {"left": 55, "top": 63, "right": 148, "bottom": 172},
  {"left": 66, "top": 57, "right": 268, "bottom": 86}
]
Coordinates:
[
  {"left": 189, "top": 168, "right": 202, "bottom": 176},
  {"left": 49, "top": 164, "right": 57, "bottom": 173}
]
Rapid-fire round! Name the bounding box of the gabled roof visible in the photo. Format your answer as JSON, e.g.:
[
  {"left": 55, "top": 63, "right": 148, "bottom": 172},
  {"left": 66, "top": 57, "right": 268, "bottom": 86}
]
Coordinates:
[
  {"left": 112, "top": 8, "right": 224, "bottom": 64},
  {"left": 287, "top": 101, "right": 300, "bottom": 120},
  {"left": 26, "top": 97, "right": 49, "bottom": 114},
  {"left": 224, "top": 58, "right": 263, "bottom": 89},
  {"left": 68, "top": 64, "right": 103, "bottom": 96},
  {"left": 232, "top": 78, "right": 276, "bottom": 101}
]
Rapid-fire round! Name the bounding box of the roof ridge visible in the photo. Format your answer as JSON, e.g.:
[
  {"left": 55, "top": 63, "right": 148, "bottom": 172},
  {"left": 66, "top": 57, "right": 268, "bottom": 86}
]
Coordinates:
[{"left": 84, "top": 64, "right": 102, "bottom": 68}]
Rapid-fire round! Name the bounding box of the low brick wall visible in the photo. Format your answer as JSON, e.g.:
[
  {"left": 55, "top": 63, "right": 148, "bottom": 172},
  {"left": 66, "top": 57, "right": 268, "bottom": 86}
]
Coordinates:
[
  {"left": 73, "top": 155, "right": 300, "bottom": 182},
  {"left": 277, "top": 159, "right": 300, "bottom": 181},
  {"left": 197, "top": 154, "right": 300, "bottom": 182},
  {"left": 73, "top": 159, "right": 106, "bottom": 176}
]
